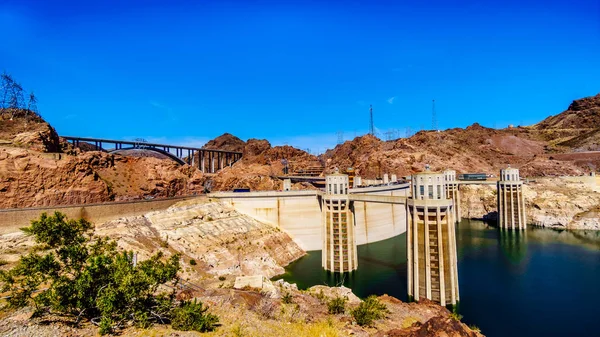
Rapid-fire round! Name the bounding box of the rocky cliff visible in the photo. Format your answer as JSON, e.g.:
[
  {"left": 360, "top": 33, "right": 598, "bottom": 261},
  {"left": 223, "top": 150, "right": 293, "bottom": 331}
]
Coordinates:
[
  {"left": 205, "top": 138, "right": 320, "bottom": 191},
  {"left": 459, "top": 178, "right": 600, "bottom": 230},
  {"left": 202, "top": 132, "right": 246, "bottom": 152},
  {"left": 0, "top": 110, "right": 60, "bottom": 152},
  {"left": 95, "top": 199, "right": 306, "bottom": 278},
  {"left": 0, "top": 146, "right": 205, "bottom": 208}
]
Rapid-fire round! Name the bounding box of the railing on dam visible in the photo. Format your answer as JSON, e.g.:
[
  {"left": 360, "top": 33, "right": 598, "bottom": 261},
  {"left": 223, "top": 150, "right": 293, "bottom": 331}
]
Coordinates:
[{"left": 348, "top": 194, "right": 407, "bottom": 204}]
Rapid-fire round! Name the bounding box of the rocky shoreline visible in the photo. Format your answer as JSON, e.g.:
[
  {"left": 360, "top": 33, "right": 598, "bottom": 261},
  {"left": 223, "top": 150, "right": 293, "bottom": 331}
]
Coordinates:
[{"left": 459, "top": 178, "right": 600, "bottom": 230}]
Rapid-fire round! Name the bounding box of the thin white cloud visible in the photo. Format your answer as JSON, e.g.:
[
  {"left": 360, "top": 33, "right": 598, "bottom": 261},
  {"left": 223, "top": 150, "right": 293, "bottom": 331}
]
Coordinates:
[
  {"left": 149, "top": 100, "right": 171, "bottom": 110},
  {"left": 387, "top": 96, "right": 396, "bottom": 104},
  {"left": 149, "top": 100, "right": 179, "bottom": 122}
]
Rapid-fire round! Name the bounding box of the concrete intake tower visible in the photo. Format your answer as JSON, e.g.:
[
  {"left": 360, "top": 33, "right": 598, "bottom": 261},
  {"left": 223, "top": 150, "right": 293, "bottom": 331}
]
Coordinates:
[
  {"left": 322, "top": 172, "right": 358, "bottom": 272},
  {"left": 443, "top": 169, "right": 461, "bottom": 223},
  {"left": 407, "top": 166, "right": 459, "bottom": 306},
  {"left": 497, "top": 167, "right": 526, "bottom": 230}
]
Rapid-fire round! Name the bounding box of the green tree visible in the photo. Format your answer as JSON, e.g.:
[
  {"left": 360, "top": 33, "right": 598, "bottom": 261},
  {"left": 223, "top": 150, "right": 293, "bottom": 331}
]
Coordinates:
[
  {"left": 327, "top": 296, "right": 347, "bottom": 314},
  {"left": 0, "top": 212, "right": 218, "bottom": 335}
]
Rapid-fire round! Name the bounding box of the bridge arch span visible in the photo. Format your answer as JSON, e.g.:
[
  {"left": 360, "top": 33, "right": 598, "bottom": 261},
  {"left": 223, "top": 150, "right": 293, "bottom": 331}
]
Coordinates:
[{"left": 109, "top": 147, "right": 187, "bottom": 165}]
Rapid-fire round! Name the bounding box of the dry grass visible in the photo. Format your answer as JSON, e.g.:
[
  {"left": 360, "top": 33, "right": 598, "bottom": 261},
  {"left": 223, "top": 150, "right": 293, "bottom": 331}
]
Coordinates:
[{"left": 401, "top": 316, "right": 419, "bottom": 329}]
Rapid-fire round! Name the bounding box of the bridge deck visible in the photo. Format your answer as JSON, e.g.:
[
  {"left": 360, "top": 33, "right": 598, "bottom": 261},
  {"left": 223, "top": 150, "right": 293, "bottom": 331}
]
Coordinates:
[{"left": 63, "top": 136, "right": 242, "bottom": 173}]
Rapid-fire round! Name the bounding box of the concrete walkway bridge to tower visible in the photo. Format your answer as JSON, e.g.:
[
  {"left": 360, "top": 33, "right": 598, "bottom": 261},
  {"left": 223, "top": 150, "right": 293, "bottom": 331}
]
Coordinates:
[{"left": 62, "top": 136, "right": 242, "bottom": 173}]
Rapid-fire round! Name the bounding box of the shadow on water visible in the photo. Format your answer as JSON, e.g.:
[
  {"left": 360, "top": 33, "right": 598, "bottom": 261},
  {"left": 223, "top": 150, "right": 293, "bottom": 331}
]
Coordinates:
[{"left": 273, "top": 234, "right": 408, "bottom": 301}]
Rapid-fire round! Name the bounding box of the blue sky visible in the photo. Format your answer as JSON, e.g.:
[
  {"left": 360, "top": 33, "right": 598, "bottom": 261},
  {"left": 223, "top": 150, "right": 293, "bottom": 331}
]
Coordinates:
[{"left": 1, "top": 0, "right": 599, "bottom": 153}]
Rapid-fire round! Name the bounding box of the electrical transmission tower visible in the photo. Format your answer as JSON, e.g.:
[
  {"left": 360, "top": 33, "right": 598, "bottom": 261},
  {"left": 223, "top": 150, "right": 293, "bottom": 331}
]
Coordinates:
[
  {"left": 337, "top": 131, "right": 344, "bottom": 145},
  {"left": 432, "top": 99, "right": 437, "bottom": 131},
  {"left": 369, "top": 104, "right": 374, "bottom": 135}
]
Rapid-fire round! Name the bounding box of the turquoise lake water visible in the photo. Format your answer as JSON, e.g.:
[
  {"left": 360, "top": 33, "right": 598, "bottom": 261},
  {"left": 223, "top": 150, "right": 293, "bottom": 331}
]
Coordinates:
[{"left": 274, "top": 219, "right": 600, "bottom": 337}]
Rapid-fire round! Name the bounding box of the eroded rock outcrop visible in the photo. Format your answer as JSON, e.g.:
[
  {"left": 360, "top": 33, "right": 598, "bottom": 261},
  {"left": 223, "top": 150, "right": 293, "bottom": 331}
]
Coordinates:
[
  {"left": 0, "top": 147, "right": 205, "bottom": 208},
  {"left": 459, "top": 179, "right": 600, "bottom": 230},
  {"left": 96, "top": 199, "right": 306, "bottom": 278},
  {"left": 0, "top": 111, "right": 60, "bottom": 152}
]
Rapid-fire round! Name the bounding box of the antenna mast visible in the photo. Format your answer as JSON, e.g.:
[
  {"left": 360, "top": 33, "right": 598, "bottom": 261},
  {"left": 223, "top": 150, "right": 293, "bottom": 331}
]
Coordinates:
[
  {"left": 432, "top": 99, "right": 437, "bottom": 131},
  {"left": 369, "top": 104, "right": 374, "bottom": 135}
]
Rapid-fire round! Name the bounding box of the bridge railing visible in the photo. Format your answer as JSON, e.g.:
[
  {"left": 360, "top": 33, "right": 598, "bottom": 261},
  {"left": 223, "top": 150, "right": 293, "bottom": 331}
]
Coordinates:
[{"left": 62, "top": 136, "right": 242, "bottom": 173}]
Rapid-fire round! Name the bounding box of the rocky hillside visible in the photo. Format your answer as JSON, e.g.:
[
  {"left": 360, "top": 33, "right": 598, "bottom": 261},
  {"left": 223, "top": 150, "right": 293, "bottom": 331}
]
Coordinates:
[
  {"left": 0, "top": 109, "right": 61, "bottom": 152},
  {"left": 321, "top": 94, "right": 600, "bottom": 179},
  {"left": 536, "top": 93, "right": 600, "bottom": 130},
  {"left": 96, "top": 199, "right": 306, "bottom": 279},
  {"left": 202, "top": 132, "right": 245, "bottom": 152},
  {"left": 0, "top": 111, "right": 211, "bottom": 208},
  {"left": 321, "top": 126, "right": 579, "bottom": 178},
  {"left": 205, "top": 138, "right": 320, "bottom": 191},
  {"left": 459, "top": 178, "right": 600, "bottom": 230},
  {"left": 0, "top": 147, "right": 205, "bottom": 208},
  {"left": 0, "top": 199, "right": 483, "bottom": 336}
]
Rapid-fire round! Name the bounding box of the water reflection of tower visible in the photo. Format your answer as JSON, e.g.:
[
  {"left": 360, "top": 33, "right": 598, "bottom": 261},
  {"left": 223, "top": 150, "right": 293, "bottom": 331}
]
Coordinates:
[
  {"left": 322, "top": 172, "right": 358, "bottom": 272},
  {"left": 498, "top": 229, "right": 529, "bottom": 270},
  {"left": 407, "top": 165, "right": 459, "bottom": 306}
]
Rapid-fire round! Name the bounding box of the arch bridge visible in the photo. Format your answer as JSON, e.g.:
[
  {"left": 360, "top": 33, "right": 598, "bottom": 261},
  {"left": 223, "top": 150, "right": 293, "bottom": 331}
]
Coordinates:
[{"left": 62, "top": 136, "right": 242, "bottom": 173}]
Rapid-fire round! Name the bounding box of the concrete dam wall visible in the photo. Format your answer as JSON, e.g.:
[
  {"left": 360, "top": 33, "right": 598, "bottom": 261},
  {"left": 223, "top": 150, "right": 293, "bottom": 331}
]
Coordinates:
[
  {"left": 0, "top": 196, "right": 203, "bottom": 235},
  {"left": 210, "top": 184, "right": 409, "bottom": 251}
]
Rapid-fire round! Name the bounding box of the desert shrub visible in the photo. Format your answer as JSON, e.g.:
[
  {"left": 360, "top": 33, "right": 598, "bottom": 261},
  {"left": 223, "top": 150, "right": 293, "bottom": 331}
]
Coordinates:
[
  {"left": 313, "top": 289, "right": 326, "bottom": 302},
  {"left": 189, "top": 259, "right": 197, "bottom": 266},
  {"left": 469, "top": 324, "right": 481, "bottom": 332},
  {"left": 0, "top": 259, "right": 7, "bottom": 266},
  {"left": 253, "top": 297, "right": 277, "bottom": 319},
  {"left": 0, "top": 212, "right": 218, "bottom": 335},
  {"left": 281, "top": 292, "right": 293, "bottom": 304},
  {"left": 327, "top": 296, "right": 347, "bottom": 314},
  {"left": 450, "top": 311, "right": 463, "bottom": 321},
  {"left": 218, "top": 275, "right": 226, "bottom": 281},
  {"left": 171, "top": 299, "right": 219, "bottom": 332},
  {"left": 351, "top": 295, "right": 389, "bottom": 326}
]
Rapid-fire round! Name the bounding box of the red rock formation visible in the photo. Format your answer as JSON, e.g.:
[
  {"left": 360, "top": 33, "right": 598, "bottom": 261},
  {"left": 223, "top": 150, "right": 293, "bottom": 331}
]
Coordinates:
[
  {"left": 0, "top": 147, "right": 204, "bottom": 209},
  {"left": 0, "top": 110, "right": 60, "bottom": 152},
  {"left": 321, "top": 93, "right": 600, "bottom": 179},
  {"left": 202, "top": 133, "right": 245, "bottom": 152}
]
